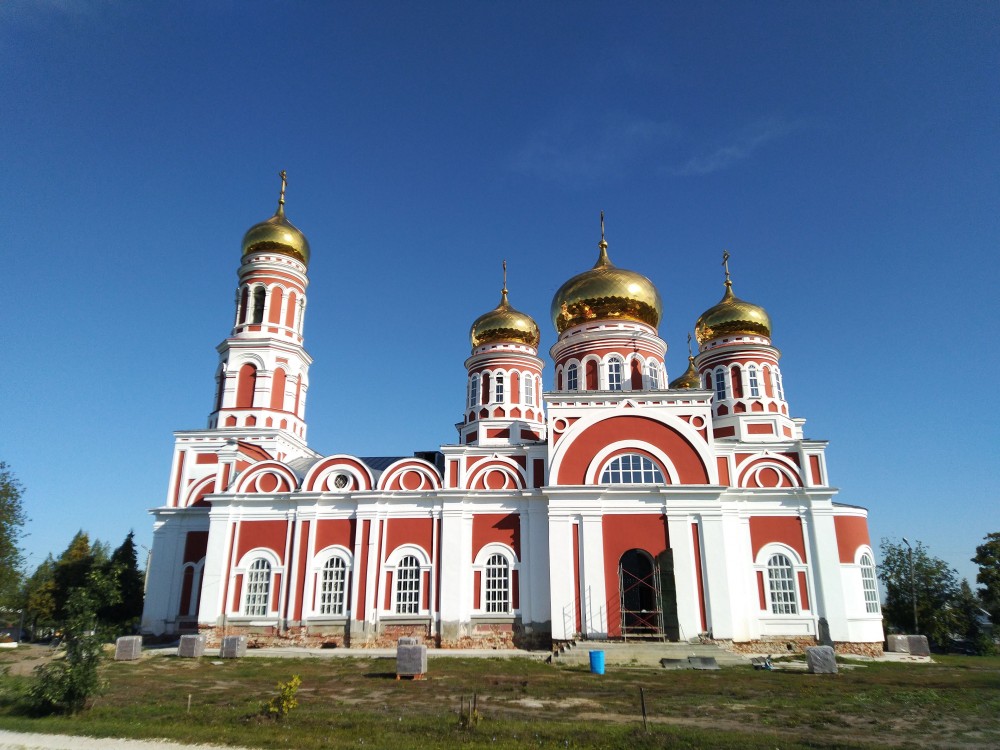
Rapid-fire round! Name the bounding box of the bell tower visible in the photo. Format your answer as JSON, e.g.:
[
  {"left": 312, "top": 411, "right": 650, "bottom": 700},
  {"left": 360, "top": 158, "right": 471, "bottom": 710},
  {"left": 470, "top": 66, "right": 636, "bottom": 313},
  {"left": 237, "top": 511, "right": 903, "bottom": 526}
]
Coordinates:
[{"left": 207, "top": 171, "right": 314, "bottom": 458}]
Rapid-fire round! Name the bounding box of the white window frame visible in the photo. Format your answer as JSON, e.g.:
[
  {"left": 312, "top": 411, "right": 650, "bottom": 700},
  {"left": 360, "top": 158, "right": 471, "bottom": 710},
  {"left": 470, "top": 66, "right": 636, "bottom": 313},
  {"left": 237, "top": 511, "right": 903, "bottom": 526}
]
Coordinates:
[
  {"left": 233, "top": 548, "right": 282, "bottom": 619},
  {"left": 524, "top": 371, "right": 534, "bottom": 406},
  {"left": 469, "top": 375, "right": 479, "bottom": 408},
  {"left": 607, "top": 357, "right": 624, "bottom": 391},
  {"left": 385, "top": 545, "right": 432, "bottom": 617},
  {"left": 715, "top": 368, "right": 727, "bottom": 400},
  {"left": 766, "top": 553, "right": 798, "bottom": 615},
  {"left": 858, "top": 550, "right": 881, "bottom": 614},
  {"left": 473, "top": 543, "right": 519, "bottom": 616},
  {"left": 645, "top": 360, "right": 660, "bottom": 390},
  {"left": 748, "top": 365, "right": 760, "bottom": 397},
  {"left": 566, "top": 363, "right": 579, "bottom": 391},
  {"left": 310, "top": 546, "right": 353, "bottom": 618},
  {"left": 395, "top": 555, "right": 421, "bottom": 614},
  {"left": 599, "top": 453, "right": 666, "bottom": 484},
  {"left": 494, "top": 372, "right": 505, "bottom": 403}
]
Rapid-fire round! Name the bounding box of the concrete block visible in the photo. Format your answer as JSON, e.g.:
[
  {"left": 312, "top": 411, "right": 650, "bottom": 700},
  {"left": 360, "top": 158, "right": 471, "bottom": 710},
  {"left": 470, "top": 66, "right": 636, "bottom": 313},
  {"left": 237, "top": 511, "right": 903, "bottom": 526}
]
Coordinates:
[
  {"left": 806, "top": 645, "right": 838, "bottom": 674},
  {"left": 178, "top": 634, "right": 206, "bottom": 658},
  {"left": 659, "top": 658, "right": 687, "bottom": 670},
  {"left": 114, "top": 635, "right": 142, "bottom": 661},
  {"left": 907, "top": 635, "right": 930, "bottom": 656},
  {"left": 886, "top": 634, "right": 910, "bottom": 653},
  {"left": 219, "top": 635, "right": 247, "bottom": 658},
  {"left": 687, "top": 656, "right": 720, "bottom": 670},
  {"left": 396, "top": 641, "right": 427, "bottom": 676}
]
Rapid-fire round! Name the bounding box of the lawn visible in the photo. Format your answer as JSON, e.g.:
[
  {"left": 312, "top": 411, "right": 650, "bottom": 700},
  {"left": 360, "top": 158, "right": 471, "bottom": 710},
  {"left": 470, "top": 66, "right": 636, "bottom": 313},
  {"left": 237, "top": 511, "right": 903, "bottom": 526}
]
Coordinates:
[{"left": 1, "top": 647, "right": 999, "bottom": 749}]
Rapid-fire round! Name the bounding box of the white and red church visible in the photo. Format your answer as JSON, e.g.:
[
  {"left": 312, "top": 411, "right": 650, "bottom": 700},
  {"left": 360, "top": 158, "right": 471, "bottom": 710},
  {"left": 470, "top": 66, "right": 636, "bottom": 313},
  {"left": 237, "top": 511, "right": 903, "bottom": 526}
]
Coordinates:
[{"left": 142, "top": 176, "right": 884, "bottom": 654}]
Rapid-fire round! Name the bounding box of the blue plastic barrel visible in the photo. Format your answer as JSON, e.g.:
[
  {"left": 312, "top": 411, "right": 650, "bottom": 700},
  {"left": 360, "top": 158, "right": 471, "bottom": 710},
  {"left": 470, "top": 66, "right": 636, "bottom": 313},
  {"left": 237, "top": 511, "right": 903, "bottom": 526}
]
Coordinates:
[{"left": 589, "top": 649, "right": 605, "bottom": 675}]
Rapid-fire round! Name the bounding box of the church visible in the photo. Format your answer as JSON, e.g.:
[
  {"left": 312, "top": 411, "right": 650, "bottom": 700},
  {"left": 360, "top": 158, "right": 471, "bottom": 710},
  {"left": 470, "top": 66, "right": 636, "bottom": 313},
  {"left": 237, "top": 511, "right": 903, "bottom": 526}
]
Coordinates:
[{"left": 141, "top": 174, "right": 884, "bottom": 655}]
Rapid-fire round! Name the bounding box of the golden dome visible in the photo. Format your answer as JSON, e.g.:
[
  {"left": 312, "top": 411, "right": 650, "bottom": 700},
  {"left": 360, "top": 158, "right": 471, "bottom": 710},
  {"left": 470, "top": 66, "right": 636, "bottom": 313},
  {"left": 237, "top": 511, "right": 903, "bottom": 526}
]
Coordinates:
[
  {"left": 241, "top": 171, "right": 310, "bottom": 266},
  {"left": 695, "top": 253, "right": 771, "bottom": 344},
  {"left": 470, "top": 269, "right": 540, "bottom": 349},
  {"left": 551, "top": 218, "right": 662, "bottom": 334},
  {"left": 669, "top": 356, "right": 701, "bottom": 390}
]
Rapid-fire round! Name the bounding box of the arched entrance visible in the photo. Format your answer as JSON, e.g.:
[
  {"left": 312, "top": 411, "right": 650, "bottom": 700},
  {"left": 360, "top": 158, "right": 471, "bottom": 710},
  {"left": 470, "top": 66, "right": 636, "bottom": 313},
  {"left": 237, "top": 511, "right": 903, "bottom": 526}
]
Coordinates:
[{"left": 618, "top": 549, "right": 680, "bottom": 641}]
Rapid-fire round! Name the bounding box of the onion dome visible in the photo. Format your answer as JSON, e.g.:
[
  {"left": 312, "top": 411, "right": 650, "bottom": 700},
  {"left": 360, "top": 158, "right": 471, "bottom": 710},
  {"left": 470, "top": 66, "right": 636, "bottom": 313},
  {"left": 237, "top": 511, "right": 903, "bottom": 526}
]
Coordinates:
[
  {"left": 694, "top": 251, "right": 770, "bottom": 345},
  {"left": 669, "top": 334, "right": 701, "bottom": 389},
  {"left": 242, "top": 170, "right": 310, "bottom": 266},
  {"left": 470, "top": 262, "right": 540, "bottom": 349},
  {"left": 551, "top": 214, "right": 662, "bottom": 334}
]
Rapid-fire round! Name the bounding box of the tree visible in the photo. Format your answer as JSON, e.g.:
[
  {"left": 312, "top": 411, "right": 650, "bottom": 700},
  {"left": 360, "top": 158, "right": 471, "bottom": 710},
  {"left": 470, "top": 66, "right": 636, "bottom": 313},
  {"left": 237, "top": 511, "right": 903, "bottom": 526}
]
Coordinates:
[
  {"left": 878, "top": 538, "right": 960, "bottom": 647},
  {"left": 972, "top": 532, "right": 1000, "bottom": 625},
  {"left": 52, "top": 531, "right": 97, "bottom": 621},
  {"left": 0, "top": 462, "right": 27, "bottom": 607},
  {"left": 951, "top": 579, "right": 995, "bottom": 655},
  {"left": 21, "top": 555, "right": 57, "bottom": 638},
  {"left": 29, "top": 567, "right": 120, "bottom": 714},
  {"left": 98, "top": 531, "right": 144, "bottom": 635}
]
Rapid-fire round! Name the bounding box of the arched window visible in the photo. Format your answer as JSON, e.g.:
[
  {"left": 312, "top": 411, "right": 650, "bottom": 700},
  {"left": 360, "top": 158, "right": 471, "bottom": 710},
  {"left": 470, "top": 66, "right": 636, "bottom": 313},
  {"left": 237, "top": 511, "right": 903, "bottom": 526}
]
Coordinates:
[
  {"left": 607, "top": 357, "right": 623, "bottom": 391},
  {"left": 566, "top": 363, "right": 579, "bottom": 391},
  {"left": 469, "top": 375, "right": 479, "bottom": 409},
  {"left": 630, "top": 359, "right": 643, "bottom": 390},
  {"left": 646, "top": 361, "right": 660, "bottom": 389},
  {"left": 236, "top": 364, "right": 257, "bottom": 409},
  {"left": 714, "top": 369, "right": 727, "bottom": 400},
  {"left": 319, "top": 556, "right": 348, "bottom": 616},
  {"left": 270, "top": 368, "right": 286, "bottom": 411},
  {"left": 214, "top": 366, "right": 226, "bottom": 413},
  {"left": 524, "top": 372, "right": 534, "bottom": 406},
  {"left": 244, "top": 558, "right": 271, "bottom": 616},
  {"left": 484, "top": 553, "right": 510, "bottom": 613},
  {"left": 285, "top": 291, "right": 298, "bottom": 328},
  {"left": 268, "top": 287, "right": 284, "bottom": 324},
  {"left": 238, "top": 286, "right": 249, "bottom": 324},
  {"left": 395, "top": 555, "right": 421, "bottom": 614},
  {"left": 763, "top": 365, "right": 775, "bottom": 398},
  {"left": 774, "top": 370, "right": 784, "bottom": 400},
  {"left": 494, "top": 372, "right": 505, "bottom": 403},
  {"left": 766, "top": 554, "right": 797, "bottom": 614},
  {"left": 748, "top": 365, "right": 760, "bottom": 397},
  {"left": 600, "top": 454, "right": 665, "bottom": 484},
  {"left": 251, "top": 287, "right": 266, "bottom": 325},
  {"left": 730, "top": 365, "right": 744, "bottom": 399},
  {"left": 860, "top": 553, "right": 880, "bottom": 613}
]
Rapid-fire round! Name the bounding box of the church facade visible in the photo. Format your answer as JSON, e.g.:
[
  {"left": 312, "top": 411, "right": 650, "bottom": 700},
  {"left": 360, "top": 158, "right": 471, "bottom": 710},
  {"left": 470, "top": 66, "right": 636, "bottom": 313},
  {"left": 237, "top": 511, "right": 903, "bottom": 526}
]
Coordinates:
[{"left": 141, "top": 176, "right": 884, "bottom": 654}]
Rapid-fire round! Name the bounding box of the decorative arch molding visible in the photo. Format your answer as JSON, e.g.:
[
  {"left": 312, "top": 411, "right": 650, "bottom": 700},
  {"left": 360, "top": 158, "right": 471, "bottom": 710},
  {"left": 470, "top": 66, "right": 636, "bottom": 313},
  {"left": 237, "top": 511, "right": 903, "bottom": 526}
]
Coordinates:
[
  {"left": 735, "top": 453, "right": 803, "bottom": 489},
  {"left": 549, "top": 411, "right": 714, "bottom": 486},
  {"left": 754, "top": 541, "right": 804, "bottom": 567},
  {"left": 233, "top": 460, "right": 298, "bottom": 494},
  {"left": 466, "top": 456, "right": 527, "bottom": 491},
  {"left": 852, "top": 544, "right": 877, "bottom": 567},
  {"left": 377, "top": 458, "right": 442, "bottom": 492},
  {"left": 235, "top": 545, "right": 284, "bottom": 571},
  {"left": 473, "top": 541, "right": 520, "bottom": 567},
  {"left": 302, "top": 455, "right": 375, "bottom": 492},
  {"left": 232, "top": 352, "right": 267, "bottom": 371},
  {"left": 385, "top": 543, "right": 432, "bottom": 568},
  {"left": 313, "top": 544, "right": 354, "bottom": 568},
  {"left": 183, "top": 475, "right": 216, "bottom": 508},
  {"left": 583, "top": 441, "right": 679, "bottom": 485}
]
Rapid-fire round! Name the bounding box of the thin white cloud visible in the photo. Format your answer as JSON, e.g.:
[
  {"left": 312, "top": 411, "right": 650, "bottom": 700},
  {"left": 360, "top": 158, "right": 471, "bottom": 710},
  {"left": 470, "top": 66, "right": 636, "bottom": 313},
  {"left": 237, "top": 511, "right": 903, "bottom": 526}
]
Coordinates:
[
  {"left": 511, "top": 113, "right": 679, "bottom": 186},
  {"left": 670, "top": 117, "right": 803, "bottom": 176}
]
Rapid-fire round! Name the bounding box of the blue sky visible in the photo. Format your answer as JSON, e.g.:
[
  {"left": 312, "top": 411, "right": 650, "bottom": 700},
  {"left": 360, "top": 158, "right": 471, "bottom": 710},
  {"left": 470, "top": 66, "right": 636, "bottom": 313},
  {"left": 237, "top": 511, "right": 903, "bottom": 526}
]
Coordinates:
[{"left": 2, "top": 1, "right": 997, "bottom": 585}]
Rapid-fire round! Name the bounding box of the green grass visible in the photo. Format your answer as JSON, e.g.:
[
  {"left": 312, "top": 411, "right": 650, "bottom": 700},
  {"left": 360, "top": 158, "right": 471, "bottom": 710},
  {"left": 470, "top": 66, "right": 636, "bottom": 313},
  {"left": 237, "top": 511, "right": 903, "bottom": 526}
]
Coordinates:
[{"left": 1, "top": 648, "right": 999, "bottom": 749}]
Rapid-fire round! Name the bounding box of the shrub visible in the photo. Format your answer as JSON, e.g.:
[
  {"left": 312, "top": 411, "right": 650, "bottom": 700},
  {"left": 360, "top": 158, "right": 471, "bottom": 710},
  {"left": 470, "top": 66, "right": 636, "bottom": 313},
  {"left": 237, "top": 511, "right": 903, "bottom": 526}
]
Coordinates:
[{"left": 262, "top": 674, "right": 301, "bottom": 721}]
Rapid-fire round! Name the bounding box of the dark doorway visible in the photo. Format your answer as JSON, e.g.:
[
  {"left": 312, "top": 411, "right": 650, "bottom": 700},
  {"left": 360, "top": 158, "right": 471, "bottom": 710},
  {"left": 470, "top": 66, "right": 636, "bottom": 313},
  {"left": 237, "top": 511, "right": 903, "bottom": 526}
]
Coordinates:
[
  {"left": 656, "top": 549, "right": 681, "bottom": 641},
  {"left": 619, "top": 549, "right": 660, "bottom": 639}
]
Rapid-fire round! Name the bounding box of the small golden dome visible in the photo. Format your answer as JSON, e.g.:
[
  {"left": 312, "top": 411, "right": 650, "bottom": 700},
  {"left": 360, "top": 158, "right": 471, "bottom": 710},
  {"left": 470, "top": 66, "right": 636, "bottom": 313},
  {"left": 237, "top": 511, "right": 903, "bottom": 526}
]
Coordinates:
[
  {"left": 241, "top": 171, "right": 310, "bottom": 266},
  {"left": 695, "top": 253, "right": 770, "bottom": 344},
  {"left": 470, "top": 267, "right": 540, "bottom": 349},
  {"left": 551, "top": 216, "right": 662, "bottom": 334},
  {"left": 669, "top": 356, "right": 701, "bottom": 389}
]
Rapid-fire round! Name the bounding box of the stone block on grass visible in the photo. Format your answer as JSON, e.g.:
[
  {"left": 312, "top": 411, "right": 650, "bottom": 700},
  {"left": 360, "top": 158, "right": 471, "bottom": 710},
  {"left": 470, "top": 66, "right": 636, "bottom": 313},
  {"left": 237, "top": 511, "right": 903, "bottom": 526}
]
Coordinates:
[
  {"left": 219, "top": 635, "right": 247, "bottom": 658},
  {"left": 906, "top": 635, "right": 930, "bottom": 656},
  {"left": 114, "top": 635, "right": 142, "bottom": 661},
  {"left": 886, "top": 634, "right": 910, "bottom": 653},
  {"left": 178, "top": 634, "right": 206, "bottom": 658},
  {"left": 396, "top": 638, "right": 427, "bottom": 677},
  {"left": 806, "top": 645, "right": 837, "bottom": 674},
  {"left": 687, "top": 656, "right": 720, "bottom": 670}
]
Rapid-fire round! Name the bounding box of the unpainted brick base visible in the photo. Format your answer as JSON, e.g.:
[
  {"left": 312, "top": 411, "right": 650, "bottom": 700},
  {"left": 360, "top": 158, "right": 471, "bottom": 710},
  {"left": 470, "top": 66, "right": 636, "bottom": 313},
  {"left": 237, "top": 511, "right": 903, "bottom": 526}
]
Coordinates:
[
  {"left": 199, "top": 622, "right": 551, "bottom": 650},
  {"left": 717, "top": 637, "right": 883, "bottom": 658}
]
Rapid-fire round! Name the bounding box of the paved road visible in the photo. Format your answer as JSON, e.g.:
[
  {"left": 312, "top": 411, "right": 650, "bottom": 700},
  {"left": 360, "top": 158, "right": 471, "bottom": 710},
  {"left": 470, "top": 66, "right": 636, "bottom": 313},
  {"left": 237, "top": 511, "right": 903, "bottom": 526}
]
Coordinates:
[{"left": 0, "top": 730, "right": 255, "bottom": 750}]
